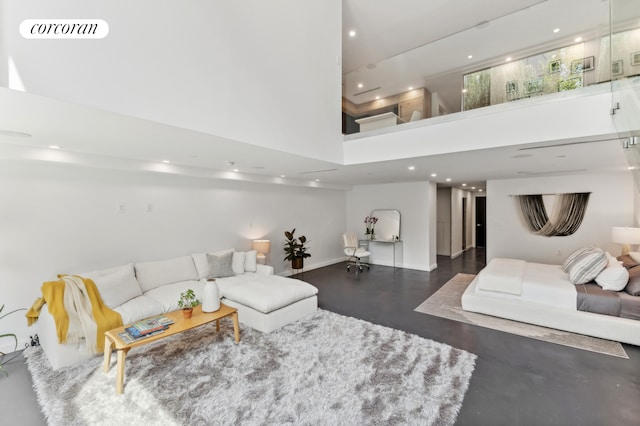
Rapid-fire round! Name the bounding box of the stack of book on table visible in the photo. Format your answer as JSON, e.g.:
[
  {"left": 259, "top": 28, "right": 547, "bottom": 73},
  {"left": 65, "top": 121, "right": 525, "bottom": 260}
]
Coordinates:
[{"left": 117, "top": 315, "right": 174, "bottom": 344}]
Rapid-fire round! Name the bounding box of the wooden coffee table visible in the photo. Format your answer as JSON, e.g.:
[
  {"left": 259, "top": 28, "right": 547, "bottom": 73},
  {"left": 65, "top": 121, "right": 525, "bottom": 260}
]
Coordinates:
[{"left": 103, "top": 303, "right": 239, "bottom": 394}]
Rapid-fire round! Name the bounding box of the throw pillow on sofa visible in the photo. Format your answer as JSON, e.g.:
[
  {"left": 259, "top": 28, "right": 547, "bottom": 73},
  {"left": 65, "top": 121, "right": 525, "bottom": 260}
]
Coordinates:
[
  {"left": 207, "top": 252, "right": 235, "bottom": 278},
  {"left": 244, "top": 250, "right": 258, "bottom": 272},
  {"left": 192, "top": 249, "right": 234, "bottom": 279},
  {"left": 563, "top": 246, "right": 598, "bottom": 272},
  {"left": 78, "top": 263, "right": 142, "bottom": 309},
  {"left": 624, "top": 266, "right": 640, "bottom": 296},
  {"left": 595, "top": 265, "right": 629, "bottom": 291},
  {"left": 232, "top": 251, "right": 246, "bottom": 274}
]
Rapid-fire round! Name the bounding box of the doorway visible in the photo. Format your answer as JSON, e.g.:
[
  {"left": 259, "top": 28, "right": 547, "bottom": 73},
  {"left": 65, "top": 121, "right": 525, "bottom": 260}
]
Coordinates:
[
  {"left": 475, "top": 197, "right": 486, "bottom": 247},
  {"left": 462, "top": 198, "right": 467, "bottom": 250}
]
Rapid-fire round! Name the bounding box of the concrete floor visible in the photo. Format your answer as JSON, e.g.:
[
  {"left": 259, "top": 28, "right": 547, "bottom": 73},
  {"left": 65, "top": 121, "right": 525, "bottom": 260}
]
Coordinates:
[{"left": 2, "top": 248, "right": 639, "bottom": 425}]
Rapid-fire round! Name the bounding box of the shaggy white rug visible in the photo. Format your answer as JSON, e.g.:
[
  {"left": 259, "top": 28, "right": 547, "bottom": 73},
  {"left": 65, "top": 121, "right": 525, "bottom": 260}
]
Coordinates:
[{"left": 26, "top": 309, "right": 476, "bottom": 425}]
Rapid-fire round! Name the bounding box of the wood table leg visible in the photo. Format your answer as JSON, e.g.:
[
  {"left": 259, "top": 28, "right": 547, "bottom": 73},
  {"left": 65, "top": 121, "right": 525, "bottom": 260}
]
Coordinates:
[
  {"left": 103, "top": 336, "right": 113, "bottom": 373},
  {"left": 232, "top": 312, "right": 240, "bottom": 343},
  {"left": 216, "top": 318, "right": 220, "bottom": 332},
  {"left": 115, "top": 348, "right": 130, "bottom": 395}
]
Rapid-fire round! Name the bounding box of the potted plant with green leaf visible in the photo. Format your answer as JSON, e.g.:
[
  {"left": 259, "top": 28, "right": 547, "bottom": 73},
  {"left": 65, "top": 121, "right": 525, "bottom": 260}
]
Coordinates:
[
  {"left": 284, "top": 228, "right": 311, "bottom": 270},
  {"left": 178, "top": 289, "right": 200, "bottom": 319}
]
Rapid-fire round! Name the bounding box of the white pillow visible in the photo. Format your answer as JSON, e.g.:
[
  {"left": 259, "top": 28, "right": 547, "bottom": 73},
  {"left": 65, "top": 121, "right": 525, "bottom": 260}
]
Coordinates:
[
  {"left": 78, "top": 263, "right": 142, "bottom": 308},
  {"left": 134, "top": 256, "right": 198, "bottom": 292},
  {"left": 595, "top": 265, "right": 629, "bottom": 291},
  {"left": 232, "top": 251, "right": 246, "bottom": 274},
  {"left": 245, "top": 250, "right": 258, "bottom": 272}
]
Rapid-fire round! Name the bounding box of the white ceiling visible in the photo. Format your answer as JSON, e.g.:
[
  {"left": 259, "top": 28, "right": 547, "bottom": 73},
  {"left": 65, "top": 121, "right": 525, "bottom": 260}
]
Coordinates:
[
  {"left": 341, "top": 0, "right": 639, "bottom": 113},
  {"left": 0, "top": 1, "right": 635, "bottom": 191}
]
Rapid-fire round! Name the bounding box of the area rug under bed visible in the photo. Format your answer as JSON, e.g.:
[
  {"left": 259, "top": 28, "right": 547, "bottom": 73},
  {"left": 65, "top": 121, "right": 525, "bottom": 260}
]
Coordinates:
[
  {"left": 25, "top": 309, "right": 476, "bottom": 425},
  {"left": 415, "top": 273, "right": 628, "bottom": 358}
]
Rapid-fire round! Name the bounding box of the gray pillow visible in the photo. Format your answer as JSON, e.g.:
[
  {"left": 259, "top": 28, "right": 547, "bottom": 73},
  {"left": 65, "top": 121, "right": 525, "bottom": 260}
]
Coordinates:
[
  {"left": 207, "top": 252, "right": 234, "bottom": 278},
  {"left": 566, "top": 248, "right": 608, "bottom": 285},
  {"left": 624, "top": 266, "right": 640, "bottom": 296}
]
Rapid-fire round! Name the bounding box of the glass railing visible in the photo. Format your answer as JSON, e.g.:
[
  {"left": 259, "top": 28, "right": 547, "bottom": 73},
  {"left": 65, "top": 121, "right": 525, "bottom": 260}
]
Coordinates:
[
  {"left": 342, "top": 0, "right": 639, "bottom": 136},
  {"left": 610, "top": 0, "right": 640, "bottom": 192}
]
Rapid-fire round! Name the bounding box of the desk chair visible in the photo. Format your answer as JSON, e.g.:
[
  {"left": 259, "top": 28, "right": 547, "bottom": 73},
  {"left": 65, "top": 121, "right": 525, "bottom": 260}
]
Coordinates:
[{"left": 343, "top": 231, "right": 370, "bottom": 272}]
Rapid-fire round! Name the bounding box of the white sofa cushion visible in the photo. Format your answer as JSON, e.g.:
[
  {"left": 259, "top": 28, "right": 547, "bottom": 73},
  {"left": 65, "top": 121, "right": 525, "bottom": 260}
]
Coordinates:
[
  {"left": 232, "top": 251, "right": 246, "bottom": 274},
  {"left": 192, "top": 249, "right": 234, "bottom": 280},
  {"left": 244, "top": 250, "right": 257, "bottom": 272},
  {"left": 144, "top": 280, "right": 205, "bottom": 313},
  {"left": 113, "top": 295, "right": 165, "bottom": 325},
  {"left": 134, "top": 256, "right": 198, "bottom": 292},
  {"left": 218, "top": 275, "right": 318, "bottom": 314},
  {"left": 78, "top": 263, "right": 142, "bottom": 308}
]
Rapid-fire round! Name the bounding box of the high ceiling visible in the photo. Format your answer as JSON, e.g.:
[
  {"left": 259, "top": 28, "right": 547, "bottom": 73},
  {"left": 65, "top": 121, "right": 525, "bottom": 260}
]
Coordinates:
[
  {"left": 341, "top": 0, "right": 638, "bottom": 113},
  {"left": 0, "top": 1, "right": 636, "bottom": 192}
]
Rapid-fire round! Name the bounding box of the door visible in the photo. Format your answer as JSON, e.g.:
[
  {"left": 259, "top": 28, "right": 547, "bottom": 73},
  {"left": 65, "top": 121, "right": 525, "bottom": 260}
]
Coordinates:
[
  {"left": 462, "top": 198, "right": 467, "bottom": 250},
  {"left": 475, "top": 197, "right": 486, "bottom": 247}
]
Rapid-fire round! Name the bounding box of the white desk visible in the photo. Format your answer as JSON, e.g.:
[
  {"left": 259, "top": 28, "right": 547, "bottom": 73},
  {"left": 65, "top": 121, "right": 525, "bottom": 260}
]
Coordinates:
[
  {"left": 355, "top": 112, "right": 405, "bottom": 132},
  {"left": 359, "top": 239, "right": 403, "bottom": 270}
]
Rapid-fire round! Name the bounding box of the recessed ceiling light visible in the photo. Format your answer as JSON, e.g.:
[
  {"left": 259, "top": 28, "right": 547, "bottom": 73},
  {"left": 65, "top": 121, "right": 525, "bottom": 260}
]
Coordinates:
[
  {"left": 506, "top": 57, "right": 512, "bottom": 62},
  {"left": 232, "top": 168, "right": 239, "bottom": 172},
  {"left": 408, "top": 166, "right": 415, "bottom": 171},
  {"left": 462, "top": 183, "right": 467, "bottom": 187},
  {"left": 471, "top": 186, "right": 476, "bottom": 189},
  {"left": 446, "top": 178, "right": 452, "bottom": 182},
  {"left": 430, "top": 173, "right": 437, "bottom": 177},
  {"left": 280, "top": 174, "right": 286, "bottom": 178},
  {"left": 315, "top": 179, "right": 320, "bottom": 182},
  {"left": 462, "top": 89, "right": 468, "bottom": 93},
  {"left": 575, "top": 37, "right": 582, "bottom": 42},
  {"left": 553, "top": 28, "right": 560, "bottom": 33},
  {"left": 349, "top": 30, "right": 356, "bottom": 37},
  {"left": 357, "top": 83, "right": 363, "bottom": 88},
  {"left": 49, "top": 145, "right": 61, "bottom": 150},
  {"left": 162, "top": 160, "right": 170, "bottom": 163},
  {"left": 375, "top": 96, "right": 380, "bottom": 100},
  {"left": 408, "top": 86, "right": 413, "bottom": 90},
  {"left": 467, "top": 55, "right": 473, "bottom": 59},
  {"left": 479, "top": 189, "right": 484, "bottom": 192}
]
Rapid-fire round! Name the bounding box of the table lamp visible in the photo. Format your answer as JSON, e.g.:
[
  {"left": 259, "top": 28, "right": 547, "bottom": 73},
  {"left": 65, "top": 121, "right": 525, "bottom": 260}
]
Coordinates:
[
  {"left": 252, "top": 239, "right": 271, "bottom": 264},
  {"left": 611, "top": 226, "right": 640, "bottom": 255}
]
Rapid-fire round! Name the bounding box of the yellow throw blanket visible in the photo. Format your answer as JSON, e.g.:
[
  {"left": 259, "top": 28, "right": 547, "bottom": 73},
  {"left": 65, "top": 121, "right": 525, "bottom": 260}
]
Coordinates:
[{"left": 26, "top": 275, "right": 122, "bottom": 353}]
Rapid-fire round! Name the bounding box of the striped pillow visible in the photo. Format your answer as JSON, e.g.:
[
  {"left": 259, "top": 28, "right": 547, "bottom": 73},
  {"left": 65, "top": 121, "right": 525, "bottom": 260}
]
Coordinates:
[
  {"left": 566, "top": 248, "right": 608, "bottom": 284},
  {"left": 563, "top": 247, "right": 596, "bottom": 272}
]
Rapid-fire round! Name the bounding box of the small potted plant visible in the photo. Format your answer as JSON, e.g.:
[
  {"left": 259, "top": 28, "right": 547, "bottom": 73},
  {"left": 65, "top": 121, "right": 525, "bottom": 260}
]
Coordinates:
[
  {"left": 284, "top": 228, "right": 311, "bottom": 270},
  {"left": 178, "top": 289, "right": 200, "bottom": 318}
]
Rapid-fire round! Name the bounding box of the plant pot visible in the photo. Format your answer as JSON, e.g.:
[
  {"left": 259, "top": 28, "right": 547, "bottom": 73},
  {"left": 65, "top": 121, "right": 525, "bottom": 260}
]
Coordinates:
[
  {"left": 182, "top": 308, "right": 193, "bottom": 319},
  {"left": 292, "top": 257, "right": 304, "bottom": 270}
]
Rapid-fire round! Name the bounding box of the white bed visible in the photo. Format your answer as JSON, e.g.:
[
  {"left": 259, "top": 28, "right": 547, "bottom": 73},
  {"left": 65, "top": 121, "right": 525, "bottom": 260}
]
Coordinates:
[{"left": 461, "top": 258, "right": 640, "bottom": 346}]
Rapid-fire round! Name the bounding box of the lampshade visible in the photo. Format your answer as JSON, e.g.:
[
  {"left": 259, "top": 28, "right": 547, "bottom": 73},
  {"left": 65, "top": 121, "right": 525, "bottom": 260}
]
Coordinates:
[
  {"left": 252, "top": 239, "right": 271, "bottom": 255},
  {"left": 611, "top": 227, "right": 640, "bottom": 255}
]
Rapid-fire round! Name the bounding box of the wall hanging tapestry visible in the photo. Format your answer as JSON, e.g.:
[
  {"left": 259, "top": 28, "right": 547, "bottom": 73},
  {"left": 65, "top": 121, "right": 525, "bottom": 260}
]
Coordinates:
[{"left": 515, "top": 192, "right": 590, "bottom": 236}]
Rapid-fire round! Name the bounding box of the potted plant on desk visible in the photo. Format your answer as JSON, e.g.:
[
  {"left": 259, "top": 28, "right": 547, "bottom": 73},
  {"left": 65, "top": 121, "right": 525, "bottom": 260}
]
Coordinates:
[
  {"left": 284, "top": 228, "right": 311, "bottom": 270},
  {"left": 178, "top": 289, "right": 200, "bottom": 319}
]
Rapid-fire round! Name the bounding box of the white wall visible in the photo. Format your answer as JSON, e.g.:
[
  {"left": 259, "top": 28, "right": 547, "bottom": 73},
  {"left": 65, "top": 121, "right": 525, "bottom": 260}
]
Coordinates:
[
  {"left": 1, "top": 0, "right": 343, "bottom": 163},
  {"left": 346, "top": 182, "right": 434, "bottom": 271},
  {"left": 487, "top": 172, "right": 636, "bottom": 264},
  {"left": 0, "top": 160, "right": 346, "bottom": 352}
]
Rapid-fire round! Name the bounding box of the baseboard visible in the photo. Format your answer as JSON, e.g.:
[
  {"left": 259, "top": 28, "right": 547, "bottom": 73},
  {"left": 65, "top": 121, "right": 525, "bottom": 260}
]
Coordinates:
[
  {"left": 429, "top": 263, "right": 438, "bottom": 271},
  {"left": 451, "top": 250, "right": 463, "bottom": 259},
  {"left": 277, "top": 257, "right": 346, "bottom": 277}
]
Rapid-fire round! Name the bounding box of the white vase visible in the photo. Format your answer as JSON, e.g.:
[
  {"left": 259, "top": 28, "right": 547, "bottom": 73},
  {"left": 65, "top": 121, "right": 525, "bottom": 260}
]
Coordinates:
[{"left": 202, "top": 279, "right": 220, "bottom": 312}]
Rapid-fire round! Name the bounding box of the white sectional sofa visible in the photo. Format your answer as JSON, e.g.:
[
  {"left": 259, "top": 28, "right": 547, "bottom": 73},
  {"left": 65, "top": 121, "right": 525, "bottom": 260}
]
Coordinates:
[{"left": 35, "top": 249, "right": 318, "bottom": 369}]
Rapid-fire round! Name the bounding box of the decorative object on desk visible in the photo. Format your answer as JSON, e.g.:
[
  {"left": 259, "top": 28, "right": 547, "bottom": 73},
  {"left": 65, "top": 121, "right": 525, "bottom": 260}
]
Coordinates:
[
  {"left": 284, "top": 228, "right": 311, "bottom": 270},
  {"left": 611, "top": 226, "right": 640, "bottom": 256},
  {"left": 202, "top": 279, "right": 220, "bottom": 312},
  {"left": 252, "top": 239, "right": 271, "bottom": 265},
  {"left": 178, "top": 289, "right": 200, "bottom": 318},
  {"left": 0, "top": 304, "right": 26, "bottom": 376},
  {"left": 364, "top": 215, "right": 378, "bottom": 239}
]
